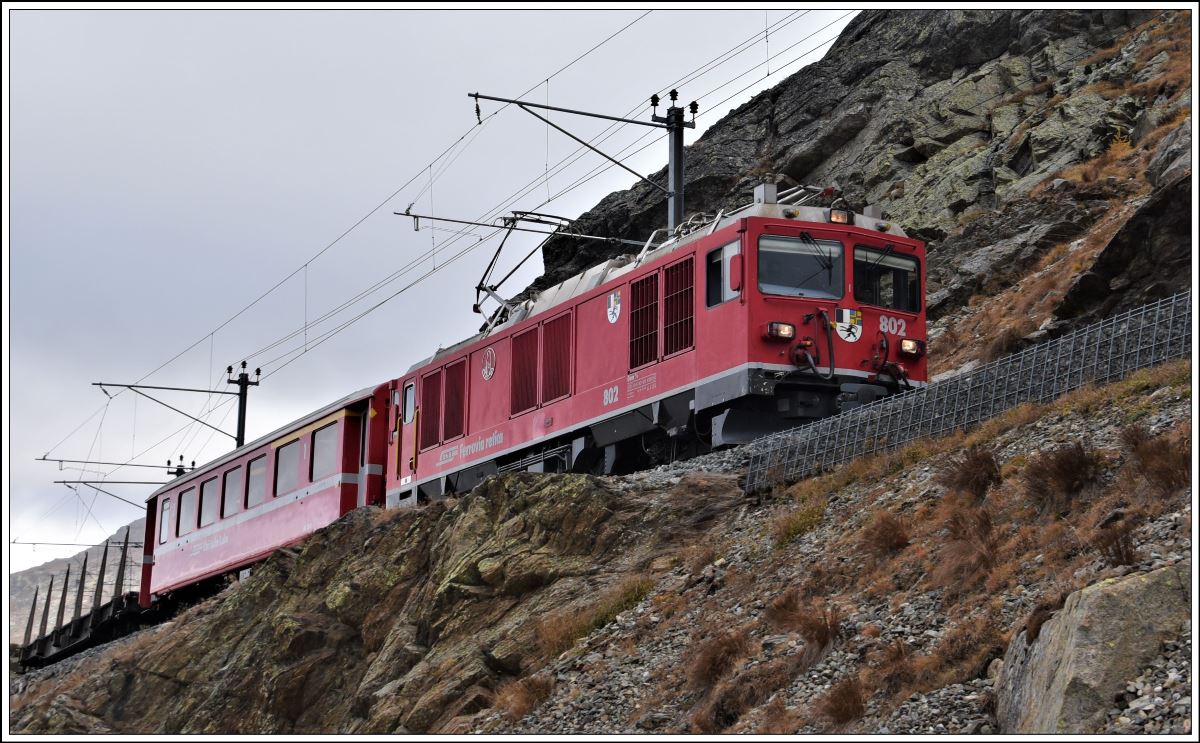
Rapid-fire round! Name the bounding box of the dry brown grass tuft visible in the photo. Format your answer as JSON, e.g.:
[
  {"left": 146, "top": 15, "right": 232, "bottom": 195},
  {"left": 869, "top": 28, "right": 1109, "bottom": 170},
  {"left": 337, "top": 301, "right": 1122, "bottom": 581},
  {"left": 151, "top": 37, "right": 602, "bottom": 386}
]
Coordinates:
[
  {"left": 1023, "top": 589, "right": 1069, "bottom": 643},
  {"left": 688, "top": 654, "right": 804, "bottom": 733},
  {"left": 770, "top": 498, "right": 827, "bottom": 548},
  {"left": 495, "top": 674, "right": 555, "bottom": 721},
  {"left": 758, "top": 696, "right": 806, "bottom": 734},
  {"left": 679, "top": 542, "right": 718, "bottom": 573},
  {"left": 1000, "top": 79, "right": 1055, "bottom": 107},
  {"left": 800, "top": 563, "right": 834, "bottom": 598},
  {"left": 1089, "top": 508, "right": 1141, "bottom": 567},
  {"left": 764, "top": 590, "right": 844, "bottom": 662},
  {"left": 982, "top": 321, "right": 1031, "bottom": 362},
  {"left": 686, "top": 628, "right": 752, "bottom": 693},
  {"left": 858, "top": 510, "right": 910, "bottom": 557},
  {"left": 1121, "top": 423, "right": 1191, "bottom": 495},
  {"left": 937, "top": 446, "right": 1002, "bottom": 502},
  {"left": 536, "top": 573, "right": 655, "bottom": 657},
  {"left": 1020, "top": 443, "right": 1104, "bottom": 517},
  {"left": 872, "top": 639, "right": 917, "bottom": 695},
  {"left": 763, "top": 588, "right": 804, "bottom": 631},
  {"left": 817, "top": 677, "right": 866, "bottom": 727},
  {"left": 650, "top": 592, "right": 687, "bottom": 620},
  {"left": 930, "top": 503, "right": 998, "bottom": 590},
  {"left": 909, "top": 615, "right": 1006, "bottom": 692}
]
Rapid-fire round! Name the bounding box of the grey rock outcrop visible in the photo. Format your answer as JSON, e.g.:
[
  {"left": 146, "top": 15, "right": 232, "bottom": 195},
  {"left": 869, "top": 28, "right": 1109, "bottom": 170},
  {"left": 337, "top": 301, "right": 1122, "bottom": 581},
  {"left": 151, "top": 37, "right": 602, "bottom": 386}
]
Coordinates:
[
  {"left": 1053, "top": 170, "right": 1191, "bottom": 325},
  {"left": 995, "top": 561, "right": 1191, "bottom": 733}
]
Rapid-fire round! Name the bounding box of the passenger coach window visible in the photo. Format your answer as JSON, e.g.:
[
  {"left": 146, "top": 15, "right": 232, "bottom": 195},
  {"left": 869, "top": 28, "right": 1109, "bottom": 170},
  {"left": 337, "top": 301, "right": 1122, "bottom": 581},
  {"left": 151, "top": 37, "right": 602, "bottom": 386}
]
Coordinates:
[
  {"left": 222, "top": 467, "right": 243, "bottom": 517},
  {"left": 311, "top": 423, "right": 339, "bottom": 481},
  {"left": 854, "top": 246, "right": 920, "bottom": 313},
  {"left": 246, "top": 456, "right": 267, "bottom": 508},
  {"left": 159, "top": 499, "right": 171, "bottom": 544},
  {"left": 757, "top": 235, "right": 843, "bottom": 299},
  {"left": 275, "top": 440, "right": 300, "bottom": 495},
  {"left": 199, "top": 478, "right": 219, "bottom": 528},
  {"left": 705, "top": 241, "right": 740, "bottom": 307},
  {"left": 178, "top": 488, "right": 197, "bottom": 537}
]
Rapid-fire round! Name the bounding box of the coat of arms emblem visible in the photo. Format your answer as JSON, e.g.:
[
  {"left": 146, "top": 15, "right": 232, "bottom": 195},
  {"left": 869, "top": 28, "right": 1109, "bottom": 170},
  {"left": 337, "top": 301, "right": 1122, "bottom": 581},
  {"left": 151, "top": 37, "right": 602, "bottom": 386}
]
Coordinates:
[
  {"left": 606, "top": 290, "right": 621, "bottom": 324},
  {"left": 834, "top": 308, "right": 862, "bottom": 343}
]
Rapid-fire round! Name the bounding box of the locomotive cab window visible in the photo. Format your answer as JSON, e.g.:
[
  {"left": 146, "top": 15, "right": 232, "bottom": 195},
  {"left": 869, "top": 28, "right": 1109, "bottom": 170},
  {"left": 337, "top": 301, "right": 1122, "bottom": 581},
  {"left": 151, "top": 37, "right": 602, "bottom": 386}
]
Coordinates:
[
  {"left": 706, "top": 241, "right": 740, "bottom": 307},
  {"left": 275, "top": 439, "right": 300, "bottom": 495},
  {"left": 758, "top": 235, "right": 844, "bottom": 299},
  {"left": 402, "top": 383, "right": 415, "bottom": 424},
  {"left": 853, "top": 246, "right": 919, "bottom": 313}
]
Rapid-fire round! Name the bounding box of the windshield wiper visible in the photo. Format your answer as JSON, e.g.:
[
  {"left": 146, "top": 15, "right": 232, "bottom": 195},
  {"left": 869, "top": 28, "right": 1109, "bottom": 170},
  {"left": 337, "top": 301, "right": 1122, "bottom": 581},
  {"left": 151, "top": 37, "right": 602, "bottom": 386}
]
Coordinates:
[
  {"left": 800, "top": 231, "right": 835, "bottom": 286},
  {"left": 867, "top": 243, "right": 896, "bottom": 269}
]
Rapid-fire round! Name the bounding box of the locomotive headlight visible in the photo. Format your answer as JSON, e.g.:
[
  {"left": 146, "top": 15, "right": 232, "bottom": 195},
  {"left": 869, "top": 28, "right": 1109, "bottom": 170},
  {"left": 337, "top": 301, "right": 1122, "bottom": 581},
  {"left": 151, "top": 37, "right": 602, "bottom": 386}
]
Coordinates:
[
  {"left": 828, "top": 208, "right": 852, "bottom": 225},
  {"left": 899, "top": 338, "right": 926, "bottom": 357},
  {"left": 765, "top": 322, "right": 796, "bottom": 340}
]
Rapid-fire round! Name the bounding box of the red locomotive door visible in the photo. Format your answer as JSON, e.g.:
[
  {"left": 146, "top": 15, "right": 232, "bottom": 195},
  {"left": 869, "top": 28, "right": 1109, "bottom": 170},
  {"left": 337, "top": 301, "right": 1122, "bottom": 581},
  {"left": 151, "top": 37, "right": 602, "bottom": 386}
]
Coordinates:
[{"left": 397, "top": 378, "right": 417, "bottom": 490}]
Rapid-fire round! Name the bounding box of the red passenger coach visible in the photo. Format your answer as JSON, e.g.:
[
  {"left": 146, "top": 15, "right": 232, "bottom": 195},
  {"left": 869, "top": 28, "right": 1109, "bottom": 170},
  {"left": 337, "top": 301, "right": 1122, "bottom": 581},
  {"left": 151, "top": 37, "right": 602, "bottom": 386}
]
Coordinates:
[
  {"left": 139, "top": 384, "right": 391, "bottom": 608},
  {"left": 385, "top": 183, "right": 928, "bottom": 505}
]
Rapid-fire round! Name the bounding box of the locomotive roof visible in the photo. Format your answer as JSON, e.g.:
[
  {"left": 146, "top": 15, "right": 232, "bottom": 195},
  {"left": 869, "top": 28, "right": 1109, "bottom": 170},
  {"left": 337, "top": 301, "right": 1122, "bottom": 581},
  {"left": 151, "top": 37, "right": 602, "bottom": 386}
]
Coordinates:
[
  {"left": 146, "top": 385, "right": 377, "bottom": 501},
  {"left": 414, "top": 198, "right": 912, "bottom": 369}
]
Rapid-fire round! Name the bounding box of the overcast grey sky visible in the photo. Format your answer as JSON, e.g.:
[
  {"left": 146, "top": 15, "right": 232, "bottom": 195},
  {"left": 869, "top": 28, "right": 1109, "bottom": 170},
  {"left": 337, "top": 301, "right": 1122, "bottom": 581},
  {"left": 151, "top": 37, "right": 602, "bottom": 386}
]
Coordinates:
[{"left": 6, "top": 7, "right": 857, "bottom": 572}]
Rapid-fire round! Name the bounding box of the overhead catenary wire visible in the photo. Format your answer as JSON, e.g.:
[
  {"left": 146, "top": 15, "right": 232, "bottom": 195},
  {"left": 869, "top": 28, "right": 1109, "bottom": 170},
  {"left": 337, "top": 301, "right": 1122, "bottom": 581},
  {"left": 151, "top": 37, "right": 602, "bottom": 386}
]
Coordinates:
[
  {"left": 24, "top": 10, "right": 863, "bottom": 550},
  {"left": 236, "top": 12, "right": 861, "bottom": 375},
  {"left": 39, "top": 10, "right": 655, "bottom": 474}
]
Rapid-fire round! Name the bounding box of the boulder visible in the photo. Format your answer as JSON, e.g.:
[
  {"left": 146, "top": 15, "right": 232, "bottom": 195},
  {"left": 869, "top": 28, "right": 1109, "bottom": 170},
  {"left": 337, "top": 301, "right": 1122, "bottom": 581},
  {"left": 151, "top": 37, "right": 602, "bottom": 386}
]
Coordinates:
[{"left": 996, "top": 561, "right": 1190, "bottom": 733}]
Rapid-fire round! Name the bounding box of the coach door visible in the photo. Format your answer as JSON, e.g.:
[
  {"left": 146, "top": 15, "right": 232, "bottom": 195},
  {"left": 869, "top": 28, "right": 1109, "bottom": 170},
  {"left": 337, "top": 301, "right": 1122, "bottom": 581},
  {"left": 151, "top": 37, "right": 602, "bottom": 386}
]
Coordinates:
[{"left": 397, "top": 378, "right": 417, "bottom": 488}]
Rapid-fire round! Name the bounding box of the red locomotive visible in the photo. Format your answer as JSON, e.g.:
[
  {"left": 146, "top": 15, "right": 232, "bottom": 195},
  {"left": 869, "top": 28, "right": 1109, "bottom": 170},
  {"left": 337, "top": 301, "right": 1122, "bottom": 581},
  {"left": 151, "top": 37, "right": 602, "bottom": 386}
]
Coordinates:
[{"left": 138, "top": 182, "right": 926, "bottom": 608}]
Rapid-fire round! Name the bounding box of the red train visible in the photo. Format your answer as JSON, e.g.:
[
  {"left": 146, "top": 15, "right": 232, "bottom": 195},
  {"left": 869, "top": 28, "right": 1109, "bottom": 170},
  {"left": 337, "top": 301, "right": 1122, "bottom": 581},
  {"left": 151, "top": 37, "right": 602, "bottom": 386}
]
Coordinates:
[{"left": 140, "top": 183, "right": 927, "bottom": 607}]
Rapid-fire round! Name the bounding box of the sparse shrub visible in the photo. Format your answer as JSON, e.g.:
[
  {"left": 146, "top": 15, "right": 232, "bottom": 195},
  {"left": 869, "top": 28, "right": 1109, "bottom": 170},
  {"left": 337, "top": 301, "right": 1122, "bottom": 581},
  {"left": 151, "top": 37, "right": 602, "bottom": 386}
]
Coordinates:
[
  {"left": 495, "top": 674, "right": 555, "bottom": 721},
  {"left": 858, "top": 510, "right": 910, "bottom": 557},
  {"left": 817, "top": 677, "right": 865, "bottom": 727},
  {"left": 937, "top": 446, "right": 1002, "bottom": 502},
  {"left": 1121, "top": 423, "right": 1191, "bottom": 495},
  {"left": 930, "top": 504, "right": 998, "bottom": 589},
  {"left": 770, "top": 499, "right": 826, "bottom": 548},
  {"left": 536, "top": 573, "right": 655, "bottom": 657},
  {"left": 1021, "top": 443, "right": 1104, "bottom": 517},
  {"left": 686, "top": 628, "right": 751, "bottom": 692}
]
